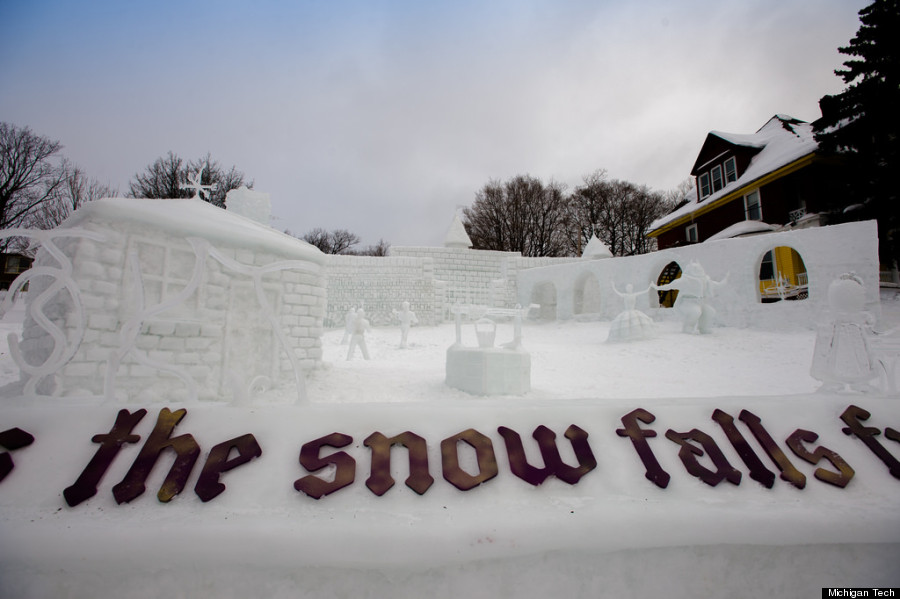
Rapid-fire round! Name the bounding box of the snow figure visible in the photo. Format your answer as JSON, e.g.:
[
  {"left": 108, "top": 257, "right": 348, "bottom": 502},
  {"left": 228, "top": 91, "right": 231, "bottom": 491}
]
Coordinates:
[
  {"left": 393, "top": 301, "right": 418, "bottom": 348},
  {"left": 341, "top": 307, "right": 357, "bottom": 345},
  {"left": 654, "top": 261, "right": 728, "bottom": 334},
  {"left": 606, "top": 283, "right": 655, "bottom": 342},
  {"left": 810, "top": 273, "right": 877, "bottom": 391},
  {"left": 347, "top": 308, "right": 371, "bottom": 360}
]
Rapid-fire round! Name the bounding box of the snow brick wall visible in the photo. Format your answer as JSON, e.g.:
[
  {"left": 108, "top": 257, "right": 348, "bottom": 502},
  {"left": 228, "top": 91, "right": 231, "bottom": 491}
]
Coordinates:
[{"left": 14, "top": 199, "right": 326, "bottom": 403}]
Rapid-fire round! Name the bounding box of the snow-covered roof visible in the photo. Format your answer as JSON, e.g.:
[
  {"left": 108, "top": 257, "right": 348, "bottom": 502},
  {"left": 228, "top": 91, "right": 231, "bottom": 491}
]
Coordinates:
[
  {"left": 444, "top": 212, "right": 473, "bottom": 248},
  {"left": 650, "top": 115, "right": 817, "bottom": 233},
  {"left": 62, "top": 198, "right": 326, "bottom": 264},
  {"left": 703, "top": 220, "right": 780, "bottom": 242},
  {"left": 581, "top": 234, "right": 612, "bottom": 259}
]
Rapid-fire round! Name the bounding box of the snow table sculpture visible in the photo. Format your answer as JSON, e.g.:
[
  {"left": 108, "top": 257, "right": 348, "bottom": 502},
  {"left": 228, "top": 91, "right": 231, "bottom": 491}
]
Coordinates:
[
  {"left": 445, "top": 305, "right": 530, "bottom": 395},
  {"left": 606, "top": 283, "right": 655, "bottom": 342},
  {"left": 346, "top": 308, "right": 371, "bottom": 360},
  {"left": 393, "top": 301, "right": 418, "bottom": 348},
  {"left": 1, "top": 198, "right": 326, "bottom": 404},
  {"left": 811, "top": 274, "right": 878, "bottom": 392},
  {"left": 654, "top": 262, "right": 728, "bottom": 334}
]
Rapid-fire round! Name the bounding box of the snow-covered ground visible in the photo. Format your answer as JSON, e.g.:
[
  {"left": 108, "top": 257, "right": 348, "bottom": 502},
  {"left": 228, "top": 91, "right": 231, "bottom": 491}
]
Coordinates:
[{"left": 1, "top": 292, "right": 899, "bottom": 598}]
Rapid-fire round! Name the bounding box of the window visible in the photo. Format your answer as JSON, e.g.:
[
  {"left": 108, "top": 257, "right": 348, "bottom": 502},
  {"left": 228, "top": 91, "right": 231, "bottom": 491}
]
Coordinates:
[
  {"left": 724, "top": 157, "right": 737, "bottom": 183},
  {"left": 759, "top": 250, "right": 775, "bottom": 280},
  {"left": 699, "top": 173, "right": 711, "bottom": 198},
  {"left": 744, "top": 190, "right": 762, "bottom": 220},
  {"left": 686, "top": 224, "right": 698, "bottom": 243},
  {"left": 711, "top": 165, "right": 723, "bottom": 193}
]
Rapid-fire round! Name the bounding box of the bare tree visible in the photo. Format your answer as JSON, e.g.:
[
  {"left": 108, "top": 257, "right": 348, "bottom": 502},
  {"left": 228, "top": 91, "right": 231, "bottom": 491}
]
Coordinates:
[
  {"left": 0, "top": 122, "right": 67, "bottom": 249},
  {"left": 463, "top": 175, "right": 570, "bottom": 257},
  {"left": 128, "top": 151, "right": 251, "bottom": 208},
  {"left": 565, "top": 171, "right": 671, "bottom": 256},
  {"left": 26, "top": 161, "right": 117, "bottom": 232},
  {"left": 298, "top": 227, "right": 362, "bottom": 254}
]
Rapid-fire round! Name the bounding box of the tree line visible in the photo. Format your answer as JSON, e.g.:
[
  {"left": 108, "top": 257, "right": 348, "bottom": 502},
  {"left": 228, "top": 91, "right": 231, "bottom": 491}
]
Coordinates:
[
  {"left": 462, "top": 170, "right": 682, "bottom": 258},
  {"left": 0, "top": 123, "right": 387, "bottom": 255}
]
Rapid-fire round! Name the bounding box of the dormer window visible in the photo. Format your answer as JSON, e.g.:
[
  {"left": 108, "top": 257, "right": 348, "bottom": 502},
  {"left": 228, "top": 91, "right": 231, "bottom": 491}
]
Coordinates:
[
  {"left": 724, "top": 157, "right": 737, "bottom": 183},
  {"left": 711, "top": 165, "right": 724, "bottom": 193},
  {"left": 699, "top": 173, "right": 711, "bottom": 198},
  {"left": 697, "top": 155, "right": 738, "bottom": 200}
]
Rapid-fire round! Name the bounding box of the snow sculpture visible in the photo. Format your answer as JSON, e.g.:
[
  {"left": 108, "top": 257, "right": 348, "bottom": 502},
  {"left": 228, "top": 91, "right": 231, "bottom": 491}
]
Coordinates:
[
  {"left": 225, "top": 185, "right": 271, "bottom": 226},
  {"left": 581, "top": 234, "right": 612, "bottom": 260},
  {"left": 341, "top": 307, "right": 357, "bottom": 345},
  {"left": 653, "top": 261, "right": 728, "bottom": 334},
  {"left": 446, "top": 305, "right": 530, "bottom": 395},
  {"left": 5, "top": 199, "right": 326, "bottom": 404},
  {"left": 393, "top": 301, "right": 418, "bottom": 348},
  {"left": 606, "top": 283, "right": 655, "bottom": 342},
  {"left": 347, "top": 308, "right": 371, "bottom": 360},
  {"left": 180, "top": 167, "right": 217, "bottom": 200},
  {"left": 0, "top": 227, "right": 107, "bottom": 397},
  {"left": 810, "top": 274, "right": 877, "bottom": 392}
]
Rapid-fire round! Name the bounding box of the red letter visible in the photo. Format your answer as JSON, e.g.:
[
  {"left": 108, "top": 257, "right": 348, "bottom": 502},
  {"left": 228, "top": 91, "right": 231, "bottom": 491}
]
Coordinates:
[
  {"left": 441, "top": 429, "right": 498, "bottom": 491},
  {"left": 112, "top": 408, "right": 201, "bottom": 504},
  {"left": 64, "top": 409, "right": 146, "bottom": 507},
  {"left": 194, "top": 434, "right": 263, "bottom": 502},
  {"left": 712, "top": 409, "right": 775, "bottom": 488},
  {"left": 363, "top": 431, "right": 433, "bottom": 496},
  {"left": 616, "top": 409, "right": 670, "bottom": 488},
  {"left": 0, "top": 427, "right": 35, "bottom": 485},
  {"left": 294, "top": 433, "right": 355, "bottom": 499},
  {"left": 665, "top": 428, "right": 742, "bottom": 487},
  {"left": 785, "top": 429, "right": 854, "bottom": 488},
  {"left": 841, "top": 405, "right": 900, "bottom": 480},
  {"left": 739, "top": 410, "right": 806, "bottom": 489},
  {"left": 498, "top": 425, "right": 596, "bottom": 486}
]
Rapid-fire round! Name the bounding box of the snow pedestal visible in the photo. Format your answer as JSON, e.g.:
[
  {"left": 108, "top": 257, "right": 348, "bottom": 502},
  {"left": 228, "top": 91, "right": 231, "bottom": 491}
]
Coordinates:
[{"left": 445, "top": 346, "right": 531, "bottom": 395}]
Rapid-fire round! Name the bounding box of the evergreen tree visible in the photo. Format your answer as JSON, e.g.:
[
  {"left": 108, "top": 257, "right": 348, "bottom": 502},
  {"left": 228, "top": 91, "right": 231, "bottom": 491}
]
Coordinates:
[{"left": 814, "top": 0, "right": 900, "bottom": 267}]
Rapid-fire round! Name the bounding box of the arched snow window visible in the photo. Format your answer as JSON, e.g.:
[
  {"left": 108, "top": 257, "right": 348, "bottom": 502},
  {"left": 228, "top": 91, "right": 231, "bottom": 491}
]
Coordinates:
[
  {"left": 656, "top": 261, "right": 682, "bottom": 308},
  {"left": 758, "top": 246, "right": 808, "bottom": 303}
]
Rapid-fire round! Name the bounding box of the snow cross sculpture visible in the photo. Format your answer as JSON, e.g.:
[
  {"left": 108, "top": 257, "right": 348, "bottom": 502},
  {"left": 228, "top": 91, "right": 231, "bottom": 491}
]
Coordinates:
[
  {"left": 180, "top": 168, "right": 217, "bottom": 201},
  {"left": 607, "top": 283, "right": 655, "bottom": 342},
  {"left": 653, "top": 261, "right": 728, "bottom": 334}
]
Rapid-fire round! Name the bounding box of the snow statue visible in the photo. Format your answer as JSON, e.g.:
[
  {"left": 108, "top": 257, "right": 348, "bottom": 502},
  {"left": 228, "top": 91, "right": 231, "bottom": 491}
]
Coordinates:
[
  {"left": 446, "top": 305, "right": 530, "bottom": 395},
  {"left": 393, "top": 301, "right": 418, "bottom": 348},
  {"left": 347, "top": 308, "right": 371, "bottom": 360},
  {"left": 810, "top": 273, "right": 877, "bottom": 392},
  {"left": 607, "top": 283, "right": 655, "bottom": 342},
  {"left": 654, "top": 261, "right": 728, "bottom": 334},
  {"left": 341, "top": 307, "right": 358, "bottom": 345}
]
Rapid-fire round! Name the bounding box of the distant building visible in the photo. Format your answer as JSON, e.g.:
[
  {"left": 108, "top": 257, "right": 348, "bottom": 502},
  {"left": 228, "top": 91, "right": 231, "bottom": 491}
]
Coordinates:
[
  {"left": 0, "top": 253, "right": 33, "bottom": 290},
  {"left": 647, "top": 115, "right": 846, "bottom": 250}
]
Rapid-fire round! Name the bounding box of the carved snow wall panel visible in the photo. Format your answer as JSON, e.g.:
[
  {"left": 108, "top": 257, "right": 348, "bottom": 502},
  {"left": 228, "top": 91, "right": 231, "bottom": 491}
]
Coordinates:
[{"left": 13, "top": 199, "right": 326, "bottom": 403}]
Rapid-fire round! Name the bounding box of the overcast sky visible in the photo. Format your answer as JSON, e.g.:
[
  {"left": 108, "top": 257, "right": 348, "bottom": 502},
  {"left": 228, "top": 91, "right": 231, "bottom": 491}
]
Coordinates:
[{"left": 1, "top": 0, "right": 866, "bottom": 247}]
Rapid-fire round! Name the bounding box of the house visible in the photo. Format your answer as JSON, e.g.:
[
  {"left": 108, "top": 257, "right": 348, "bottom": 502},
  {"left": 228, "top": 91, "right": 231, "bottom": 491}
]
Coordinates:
[{"left": 647, "top": 115, "right": 847, "bottom": 302}]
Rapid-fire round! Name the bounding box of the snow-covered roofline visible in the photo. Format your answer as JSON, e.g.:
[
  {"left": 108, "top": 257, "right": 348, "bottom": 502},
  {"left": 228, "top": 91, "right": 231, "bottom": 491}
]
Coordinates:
[
  {"left": 650, "top": 115, "right": 817, "bottom": 235},
  {"left": 61, "top": 198, "right": 326, "bottom": 264}
]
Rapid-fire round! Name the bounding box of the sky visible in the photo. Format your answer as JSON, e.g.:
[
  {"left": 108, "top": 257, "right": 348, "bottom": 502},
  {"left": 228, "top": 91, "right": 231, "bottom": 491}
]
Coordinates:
[{"left": 0, "top": 0, "right": 867, "bottom": 248}]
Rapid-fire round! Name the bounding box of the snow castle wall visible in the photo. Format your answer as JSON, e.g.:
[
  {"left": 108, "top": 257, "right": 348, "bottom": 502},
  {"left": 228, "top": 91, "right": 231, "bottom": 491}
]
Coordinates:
[
  {"left": 15, "top": 199, "right": 326, "bottom": 403},
  {"left": 517, "top": 220, "right": 881, "bottom": 328}
]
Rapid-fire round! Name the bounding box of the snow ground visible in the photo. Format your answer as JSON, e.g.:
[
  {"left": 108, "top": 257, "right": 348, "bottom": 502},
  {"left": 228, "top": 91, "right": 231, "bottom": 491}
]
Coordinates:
[{"left": 1, "top": 291, "right": 899, "bottom": 599}]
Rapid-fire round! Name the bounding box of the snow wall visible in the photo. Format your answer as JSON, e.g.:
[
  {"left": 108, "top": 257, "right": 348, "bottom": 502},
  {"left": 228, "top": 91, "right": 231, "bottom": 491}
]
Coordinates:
[
  {"left": 517, "top": 220, "right": 882, "bottom": 329},
  {"left": 325, "top": 246, "right": 575, "bottom": 327},
  {"left": 13, "top": 199, "right": 327, "bottom": 403}
]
